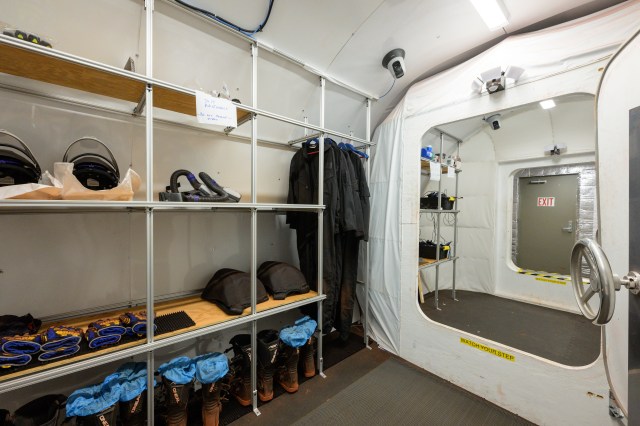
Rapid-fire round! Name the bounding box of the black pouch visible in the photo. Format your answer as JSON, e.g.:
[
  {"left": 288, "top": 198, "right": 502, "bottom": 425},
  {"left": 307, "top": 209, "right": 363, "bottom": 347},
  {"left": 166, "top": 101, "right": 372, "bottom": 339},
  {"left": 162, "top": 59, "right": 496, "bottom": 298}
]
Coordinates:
[
  {"left": 420, "top": 192, "right": 456, "bottom": 210},
  {"left": 258, "top": 262, "right": 310, "bottom": 300},
  {"left": 419, "top": 240, "right": 451, "bottom": 260},
  {"left": 201, "top": 269, "right": 269, "bottom": 315}
]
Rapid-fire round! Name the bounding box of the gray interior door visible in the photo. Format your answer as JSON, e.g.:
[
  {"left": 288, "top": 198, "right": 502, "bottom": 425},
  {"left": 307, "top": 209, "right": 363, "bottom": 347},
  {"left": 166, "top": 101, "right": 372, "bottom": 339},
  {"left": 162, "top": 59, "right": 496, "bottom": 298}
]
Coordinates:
[{"left": 517, "top": 174, "right": 579, "bottom": 274}]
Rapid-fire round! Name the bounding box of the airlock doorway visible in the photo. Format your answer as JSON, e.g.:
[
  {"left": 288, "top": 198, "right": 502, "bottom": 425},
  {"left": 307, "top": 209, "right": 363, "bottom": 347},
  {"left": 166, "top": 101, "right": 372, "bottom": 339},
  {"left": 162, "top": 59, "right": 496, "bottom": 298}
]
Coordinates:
[{"left": 516, "top": 174, "right": 579, "bottom": 275}]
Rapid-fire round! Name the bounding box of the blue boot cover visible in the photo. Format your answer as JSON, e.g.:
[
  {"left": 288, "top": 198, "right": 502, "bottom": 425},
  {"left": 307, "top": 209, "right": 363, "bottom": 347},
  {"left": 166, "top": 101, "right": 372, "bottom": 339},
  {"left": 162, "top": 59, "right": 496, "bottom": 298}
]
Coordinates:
[
  {"left": 193, "top": 352, "right": 229, "bottom": 384},
  {"left": 1, "top": 334, "right": 41, "bottom": 354},
  {"left": 0, "top": 352, "right": 31, "bottom": 367},
  {"left": 158, "top": 356, "right": 196, "bottom": 385},
  {"left": 131, "top": 322, "right": 157, "bottom": 337},
  {"left": 294, "top": 316, "right": 317, "bottom": 339},
  {"left": 115, "top": 362, "right": 156, "bottom": 402},
  {"left": 40, "top": 326, "right": 83, "bottom": 351},
  {"left": 86, "top": 328, "right": 121, "bottom": 349},
  {"left": 280, "top": 317, "right": 318, "bottom": 348},
  {"left": 38, "top": 345, "right": 80, "bottom": 361},
  {"left": 66, "top": 373, "right": 122, "bottom": 417},
  {"left": 88, "top": 318, "right": 126, "bottom": 336}
]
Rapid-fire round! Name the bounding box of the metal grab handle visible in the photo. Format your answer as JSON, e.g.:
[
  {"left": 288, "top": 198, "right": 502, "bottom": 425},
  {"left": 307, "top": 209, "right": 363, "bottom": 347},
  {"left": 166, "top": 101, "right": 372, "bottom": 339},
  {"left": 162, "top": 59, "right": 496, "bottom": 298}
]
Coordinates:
[
  {"left": 562, "top": 220, "right": 573, "bottom": 233},
  {"left": 570, "top": 239, "right": 640, "bottom": 325}
]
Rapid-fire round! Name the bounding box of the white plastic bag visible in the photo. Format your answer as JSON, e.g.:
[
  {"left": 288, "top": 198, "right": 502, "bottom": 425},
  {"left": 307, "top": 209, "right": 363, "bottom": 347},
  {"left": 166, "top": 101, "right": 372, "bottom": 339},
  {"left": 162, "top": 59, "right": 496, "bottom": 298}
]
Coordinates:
[
  {"left": 0, "top": 171, "right": 62, "bottom": 200},
  {"left": 55, "top": 162, "right": 141, "bottom": 201}
]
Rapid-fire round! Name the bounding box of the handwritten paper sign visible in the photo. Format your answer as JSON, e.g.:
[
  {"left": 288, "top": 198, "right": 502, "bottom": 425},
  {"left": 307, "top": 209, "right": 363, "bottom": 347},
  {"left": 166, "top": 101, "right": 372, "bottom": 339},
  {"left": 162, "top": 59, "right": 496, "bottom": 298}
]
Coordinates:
[
  {"left": 195, "top": 91, "right": 237, "bottom": 128},
  {"left": 430, "top": 163, "right": 441, "bottom": 181}
]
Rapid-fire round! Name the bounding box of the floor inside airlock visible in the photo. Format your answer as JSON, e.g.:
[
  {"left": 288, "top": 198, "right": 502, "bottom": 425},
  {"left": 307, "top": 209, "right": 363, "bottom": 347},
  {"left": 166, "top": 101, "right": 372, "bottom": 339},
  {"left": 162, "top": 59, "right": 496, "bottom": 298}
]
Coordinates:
[
  {"left": 230, "top": 338, "right": 534, "bottom": 426},
  {"left": 420, "top": 290, "right": 600, "bottom": 366}
]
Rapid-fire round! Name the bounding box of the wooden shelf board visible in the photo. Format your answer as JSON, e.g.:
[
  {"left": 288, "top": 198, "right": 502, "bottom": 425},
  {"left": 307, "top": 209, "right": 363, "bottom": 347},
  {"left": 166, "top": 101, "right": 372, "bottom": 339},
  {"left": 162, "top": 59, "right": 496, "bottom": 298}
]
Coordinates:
[
  {"left": 0, "top": 43, "right": 251, "bottom": 125},
  {"left": 419, "top": 258, "right": 438, "bottom": 267},
  {"left": 0, "top": 291, "right": 318, "bottom": 383},
  {"left": 0, "top": 43, "right": 145, "bottom": 104}
]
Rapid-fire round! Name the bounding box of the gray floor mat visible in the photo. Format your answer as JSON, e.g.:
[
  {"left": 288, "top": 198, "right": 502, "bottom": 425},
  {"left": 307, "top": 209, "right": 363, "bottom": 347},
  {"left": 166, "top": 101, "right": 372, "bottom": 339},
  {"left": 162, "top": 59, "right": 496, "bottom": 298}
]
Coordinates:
[
  {"left": 421, "top": 290, "right": 600, "bottom": 366},
  {"left": 291, "top": 357, "right": 534, "bottom": 426}
]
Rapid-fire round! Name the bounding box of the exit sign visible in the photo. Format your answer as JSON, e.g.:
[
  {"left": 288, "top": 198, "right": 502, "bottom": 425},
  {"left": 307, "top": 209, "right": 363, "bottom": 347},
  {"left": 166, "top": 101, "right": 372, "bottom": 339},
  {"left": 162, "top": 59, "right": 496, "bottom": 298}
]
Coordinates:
[{"left": 537, "top": 197, "right": 555, "bottom": 207}]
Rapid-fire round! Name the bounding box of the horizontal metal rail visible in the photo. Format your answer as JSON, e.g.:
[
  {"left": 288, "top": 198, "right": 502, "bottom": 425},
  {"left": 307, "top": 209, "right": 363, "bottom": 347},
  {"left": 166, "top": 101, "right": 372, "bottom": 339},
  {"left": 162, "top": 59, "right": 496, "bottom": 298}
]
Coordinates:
[
  {"left": 0, "top": 294, "right": 326, "bottom": 394},
  {"left": 420, "top": 209, "right": 460, "bottom": 214},
  {"left": 419, "top": 256, "right": 459, "bottom": 270},
  {"left": 0, "top": 200, "right": 325, "bottom": 211},
  {"left": 288, "top": 132, "right": 323, "bottom": 146}
]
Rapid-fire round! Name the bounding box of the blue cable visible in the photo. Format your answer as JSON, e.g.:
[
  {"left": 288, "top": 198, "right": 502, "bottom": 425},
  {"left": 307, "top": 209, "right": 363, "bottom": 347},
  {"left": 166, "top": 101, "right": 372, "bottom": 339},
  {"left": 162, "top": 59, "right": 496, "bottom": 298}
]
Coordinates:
[{"left": 174, "top": 0, "right": 274, "bottom": 38}]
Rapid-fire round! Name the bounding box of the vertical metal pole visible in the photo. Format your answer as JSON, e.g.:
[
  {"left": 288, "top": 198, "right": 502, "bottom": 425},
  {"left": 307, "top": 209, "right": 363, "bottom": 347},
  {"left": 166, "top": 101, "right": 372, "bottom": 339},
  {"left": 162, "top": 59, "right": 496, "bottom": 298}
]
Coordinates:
[
  {"left": 434, "top": 132, "right": 443, "bottom": 310},
  {"left": 143, "top": 1, "right": 155, "bottom": 424},
  {"left": 452, "top": 140, "right": 460, "bottom": 301},
  {"left": 317, "top": 77, "right": 326, "bottom": 378},
  {"left": 249, "top": 42, "right": 260, "bottom": 416},
  {"left": 364, "top": 98, "right": 371, "bottom": 348}
]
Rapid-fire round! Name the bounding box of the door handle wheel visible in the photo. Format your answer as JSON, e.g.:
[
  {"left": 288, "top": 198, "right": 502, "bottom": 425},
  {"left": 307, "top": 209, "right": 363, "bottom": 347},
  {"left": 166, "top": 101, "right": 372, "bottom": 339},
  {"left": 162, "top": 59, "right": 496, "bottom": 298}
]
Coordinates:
[{"left": 570, "top": 238, "right": 640, "bottom": 325}]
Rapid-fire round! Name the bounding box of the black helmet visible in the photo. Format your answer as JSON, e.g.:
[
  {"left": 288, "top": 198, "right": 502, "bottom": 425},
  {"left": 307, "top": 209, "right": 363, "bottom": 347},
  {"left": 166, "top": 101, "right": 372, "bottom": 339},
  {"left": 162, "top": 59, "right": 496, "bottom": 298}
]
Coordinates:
[
  {"left": 0, "top": 130, "right": 41, "bottom": 186},
  {"left": 63, "top": 137, "right": 120, "bottom": 190},
  {"left": 257, "top": 261, "right": 310, "bottom": 300}
]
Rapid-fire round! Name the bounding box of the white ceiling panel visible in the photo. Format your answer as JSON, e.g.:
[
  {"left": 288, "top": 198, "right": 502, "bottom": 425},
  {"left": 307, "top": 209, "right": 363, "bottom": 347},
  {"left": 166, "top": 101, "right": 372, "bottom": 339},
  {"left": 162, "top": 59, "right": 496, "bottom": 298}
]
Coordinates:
[{"left": 164, "top": 0, "right": 626, "bottom": 130}]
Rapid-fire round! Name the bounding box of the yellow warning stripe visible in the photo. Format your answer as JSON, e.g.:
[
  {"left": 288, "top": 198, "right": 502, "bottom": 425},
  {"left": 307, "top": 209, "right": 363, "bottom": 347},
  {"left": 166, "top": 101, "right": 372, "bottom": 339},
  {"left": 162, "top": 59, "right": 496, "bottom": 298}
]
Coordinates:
[
  {"left": 518, "top": 269, "right": 589, "bottom": 285},
  {"left": 517, "top": 269, "right": 570, "bottom": 281},
  {"left": 460, "top": 337, "right": 515, "bottom": 362},
  {"left": 535, "top": 277, "right": 566, "bottom": 285}
]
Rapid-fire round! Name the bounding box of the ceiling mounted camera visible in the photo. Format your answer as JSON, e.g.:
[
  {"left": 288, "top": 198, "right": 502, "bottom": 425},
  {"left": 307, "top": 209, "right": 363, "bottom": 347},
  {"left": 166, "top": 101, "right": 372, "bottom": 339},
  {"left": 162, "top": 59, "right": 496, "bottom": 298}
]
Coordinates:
[
  {"left": 484, "top": 114, "right": 502, "bottom": 130},
  {"left": 382, "top": 48, "right": 406, "bottom": 79}
]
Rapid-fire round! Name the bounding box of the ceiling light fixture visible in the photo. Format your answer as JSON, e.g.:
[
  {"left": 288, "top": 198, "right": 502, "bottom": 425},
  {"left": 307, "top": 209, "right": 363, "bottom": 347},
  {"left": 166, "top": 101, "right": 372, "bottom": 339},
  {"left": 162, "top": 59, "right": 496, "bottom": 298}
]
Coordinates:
[
  {"left": 540, "top": 99, "right": 556, "bottom": 109},
  {"left": 469, "top": 0, "right": 510, "bottom": 31}
]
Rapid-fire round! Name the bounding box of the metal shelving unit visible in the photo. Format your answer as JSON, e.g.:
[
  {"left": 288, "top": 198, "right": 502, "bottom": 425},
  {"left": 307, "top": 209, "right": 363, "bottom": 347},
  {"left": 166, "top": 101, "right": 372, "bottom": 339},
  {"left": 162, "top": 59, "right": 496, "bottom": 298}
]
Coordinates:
[
  {"left": 0, "top": 0, "right": 375, "bottom": 419},
  {"left": 419, "top": 130, "right": 461, "bottom": 310}
]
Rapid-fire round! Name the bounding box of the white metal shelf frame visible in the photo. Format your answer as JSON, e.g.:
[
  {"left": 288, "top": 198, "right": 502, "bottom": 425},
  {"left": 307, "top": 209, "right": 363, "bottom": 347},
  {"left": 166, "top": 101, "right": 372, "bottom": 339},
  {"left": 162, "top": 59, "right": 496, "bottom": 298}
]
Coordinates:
[
  {"left": 420, "top": 131, "right": 461, "bottom": 310},
  {"left": 0, "top": 0, "right": 375, "bottom": 418}
]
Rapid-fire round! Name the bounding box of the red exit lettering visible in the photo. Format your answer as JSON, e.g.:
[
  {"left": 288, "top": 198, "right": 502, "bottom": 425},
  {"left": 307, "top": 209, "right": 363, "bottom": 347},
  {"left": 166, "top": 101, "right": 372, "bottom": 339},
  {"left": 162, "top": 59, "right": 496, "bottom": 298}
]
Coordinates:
[{"left": 537, "top": 197, "right": 556, "bottom": 207}]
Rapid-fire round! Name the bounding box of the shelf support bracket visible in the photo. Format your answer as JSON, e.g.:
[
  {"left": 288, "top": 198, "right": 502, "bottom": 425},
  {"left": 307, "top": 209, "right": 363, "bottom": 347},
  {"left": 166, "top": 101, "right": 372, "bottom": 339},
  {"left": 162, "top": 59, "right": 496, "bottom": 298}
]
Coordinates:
[{"left": 133, "top": 89, "right": 147, "bottom": 117}]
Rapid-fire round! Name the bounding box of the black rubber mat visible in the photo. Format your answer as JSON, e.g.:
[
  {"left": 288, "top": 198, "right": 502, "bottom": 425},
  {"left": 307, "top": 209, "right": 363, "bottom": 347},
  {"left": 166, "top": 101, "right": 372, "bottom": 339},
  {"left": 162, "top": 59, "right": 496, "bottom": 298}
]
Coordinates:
[
  {"left": 0, "top": 311, "right": 195, "bottom": 378},
  {"left": 421, "top": 290, "right": 600, "bottom": 366},
  {"left": 155, "top": 310, "right": 196, "bottom": 335},
  {"left": 291, "top": 357, "right": 534, "bottom": 426},
  {"left": 214, "top": 330, "right": 365, "bottom": 426}
]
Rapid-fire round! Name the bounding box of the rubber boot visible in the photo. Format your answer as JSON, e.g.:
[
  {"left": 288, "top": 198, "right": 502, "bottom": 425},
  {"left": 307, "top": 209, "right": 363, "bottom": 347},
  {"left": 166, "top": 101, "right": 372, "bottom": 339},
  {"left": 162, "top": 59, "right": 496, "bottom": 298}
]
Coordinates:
[
  {"left": 299, "top": 336, "right": 316, "bottom": 378},
  {"left": 229, "top": 334, "right": 252, "bottom": 407},
  {"left": 119, "top": 391, "right": 146, "bottom": 426},
  {"left": 277, "top": 343, "right": 299, "bottom": 393},
  {"left": 76, "top": 404, "right": 118, "bottom": 426},
  {"left": 256, "top": 329, "right": 279, "bottom": 402},
  {"left": 201, "top": 381, "right": 222, "bottom": 426},
  {"left": 163, "top": 377, "right": 193, "bottom": 426}
]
